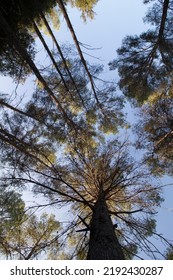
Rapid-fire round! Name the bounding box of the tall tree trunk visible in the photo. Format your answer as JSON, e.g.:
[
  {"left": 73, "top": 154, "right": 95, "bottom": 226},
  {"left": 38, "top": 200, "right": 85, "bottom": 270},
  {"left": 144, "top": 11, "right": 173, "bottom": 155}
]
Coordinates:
[
  {"left": 57, "top": 0, "right": 101, "bottom": 107},
  {"left": 33, "top": 20, "right": 69, "bottom": 91},
  {"left": 158, "top": 0, "right": 169, "bottom": 40},
  {"left": 87, "top": 194, "right": 124, "bottom": 260},
  {"left": 39, "top": 12, "right": 86, "bottom": 108}
]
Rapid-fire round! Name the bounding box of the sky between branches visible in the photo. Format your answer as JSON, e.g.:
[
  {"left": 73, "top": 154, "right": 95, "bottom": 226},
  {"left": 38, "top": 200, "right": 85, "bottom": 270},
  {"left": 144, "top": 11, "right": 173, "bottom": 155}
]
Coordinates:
[{"left": 0, "top": 0, "right": 173, "bottom": 259}]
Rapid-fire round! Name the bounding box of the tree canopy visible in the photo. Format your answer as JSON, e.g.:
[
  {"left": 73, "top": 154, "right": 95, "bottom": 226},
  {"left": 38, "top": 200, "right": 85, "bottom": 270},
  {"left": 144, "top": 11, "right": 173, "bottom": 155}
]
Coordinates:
[
  {"left": 0, "top": 188, "right": 60, "bottom": 259},
  {"left": 0, "top": 0, "right": 172, "bottom": 260},
  {"left": 109, "top": 0, "right": 173, "bottom": 104},
  {"left": 0, "top": 0, "right": 57, "bottom": 79}
]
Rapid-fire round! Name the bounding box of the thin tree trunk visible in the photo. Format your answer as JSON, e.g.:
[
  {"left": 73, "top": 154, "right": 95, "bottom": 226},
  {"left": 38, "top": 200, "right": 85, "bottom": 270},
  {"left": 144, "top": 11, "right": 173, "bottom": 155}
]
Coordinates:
[
  {"left": 87, "top": 193, "right": 125, "bottom": 260},
  {"left": 33, "top": 20, "right": 69, "bottom": 91},
  {"left": 57, "top": 0, "right": 101, "bottom": 107},
  {"left": 39, "top": 12, "right": 86, "bottom": 108}
]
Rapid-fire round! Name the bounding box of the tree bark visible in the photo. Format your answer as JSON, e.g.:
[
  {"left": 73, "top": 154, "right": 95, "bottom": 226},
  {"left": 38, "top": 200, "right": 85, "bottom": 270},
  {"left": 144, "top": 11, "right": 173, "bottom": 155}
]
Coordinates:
[
  {"left": 158, "top": 0, "right": 170, "bottom": 41},
  {"left": 87, "top": 193, "right": 125, "bottom": 260}
]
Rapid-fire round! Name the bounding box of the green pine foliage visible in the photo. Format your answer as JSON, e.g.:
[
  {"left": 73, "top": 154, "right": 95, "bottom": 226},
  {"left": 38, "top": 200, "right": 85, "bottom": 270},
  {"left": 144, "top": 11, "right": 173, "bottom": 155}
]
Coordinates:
[{"left": 109, "top": 0, "right": 173, "bottom": 104}]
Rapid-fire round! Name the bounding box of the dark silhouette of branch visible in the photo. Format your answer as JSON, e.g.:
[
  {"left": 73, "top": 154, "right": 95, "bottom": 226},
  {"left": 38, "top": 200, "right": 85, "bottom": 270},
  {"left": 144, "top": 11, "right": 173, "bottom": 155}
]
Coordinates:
[
  {"left": 78, "top": 215, "right": 90, "bottom": 230},
  {"left": 110, "top": 209, "right": 143, "bottom": 216},
  {"left": 0, "top": 11, "right": 77, "bottom": 129},
  {"left": 0, "top": 99, "right": 40, "bottom": 122}
]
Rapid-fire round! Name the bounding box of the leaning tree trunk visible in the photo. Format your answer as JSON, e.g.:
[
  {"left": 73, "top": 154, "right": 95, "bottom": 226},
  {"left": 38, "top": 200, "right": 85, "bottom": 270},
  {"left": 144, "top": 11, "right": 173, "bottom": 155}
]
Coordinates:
[{"left": 87, "top": 194, "right": 125, "bottom": 260}]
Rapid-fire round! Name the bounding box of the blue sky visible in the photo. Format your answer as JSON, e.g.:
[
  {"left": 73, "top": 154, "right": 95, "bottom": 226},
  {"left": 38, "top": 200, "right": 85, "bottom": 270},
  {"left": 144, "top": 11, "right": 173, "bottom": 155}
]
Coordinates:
[{"left": 57, "top": 0, "right": 148, "bottom": 65}]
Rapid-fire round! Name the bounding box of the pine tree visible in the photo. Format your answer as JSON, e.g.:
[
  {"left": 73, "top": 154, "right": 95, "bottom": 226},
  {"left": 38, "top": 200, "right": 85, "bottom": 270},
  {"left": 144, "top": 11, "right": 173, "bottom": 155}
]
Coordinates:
[
  {"left": 109, "top": 0, "right": 173, "bottom": 104},
  {"left": 0, "top": 0, "right": 170, "bottom": 260},
  {"left": 0, "top": 188, "right": 60, "bottom": 259}
]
